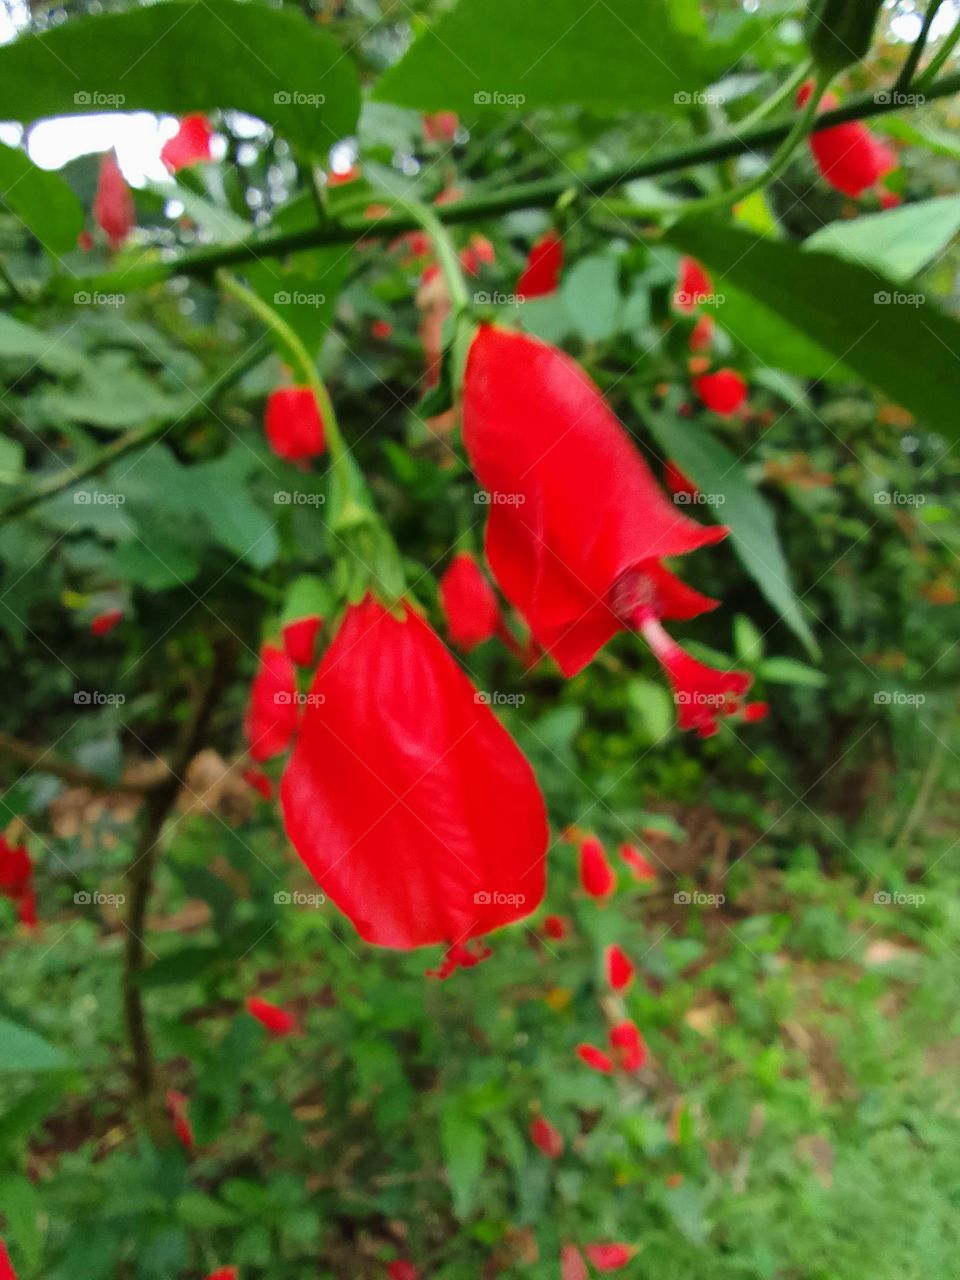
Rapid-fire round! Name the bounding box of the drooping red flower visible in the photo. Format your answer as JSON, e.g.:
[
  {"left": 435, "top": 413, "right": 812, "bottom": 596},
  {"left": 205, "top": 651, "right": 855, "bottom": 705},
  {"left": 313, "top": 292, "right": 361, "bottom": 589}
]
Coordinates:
[
  {"left": 241, "top": 767, "right": 273, "bottom": 801},
  {"left": 93, "top": 151, "right": 134, "bottom": 250},
  {"left": 797, "top": 83, "right": 896, "bottom": 198},
  {"left": 605, "top": 944, "right": 634, "bottom": 992},
  {"left": 204, "top": 1269, "right": 239, "bottom": 1280},
  {"left": 674, "top": 256, "right": 712, "bottom": 311},
  {"left": 0, "top": 836, "right": 35, "bottom": 929},
  {"left": 584, "top": 1243, "right": 635, "bottom": 1271},
  {"left": 689, "top": 313, "right": 715, "bottom": 352},
  {"left": 561, "top": 1244, "right": 588, "bottom": 1280},
  {"left": 620, "top": 842, "right": 656, "bottom": 882},
  {"left": 530, "top": 1114, "right": 564, "bottom": 1159},
  {"left": 517, "top": 230, "right": 564, "bottom": 298},
  {"left": 386, "top": 1262, "right": 420, "bottom": 1280},
  {"left": 543, "top": 913, "right": 569, "bottom": 940},
  {"left": 246, "top": 995, "right": 297, "bottom": 1036},
  {"left": 265, "top": 387, "right": 326, "bottom": 463},
  {"left": 0, "top": 1238, "right": 17, "bottom": 1280},
  {"left": 664, "top": 460, "right": 699, "bottom": 500},
  {"left": 579, "top": 836, "right": 616, "bottom": 900},
  {"left": 166, "top": 1089, "right": 194, "bottom": 1150},
  {"left": 282, "top": 615, "right": 322, "bottom": 668},
  {"left": 90, "top": 608, "right": 123, "bottom": 636},
  {"left": 423, "top": 111, "right": 459, "bottom": 143},
  {"left": 576, "top": 1043, "right": 614, "bottom": 1073},
  {"left": 244, "top": 643, "right": 298, "bottom": 763},
  {"left": 694, "top": 368, "right": 747, "bottom": 417},
  {"left": 161, "top": 114, "right": 214, "bottom": 171},
  {"left": 743, "top": 700, "right": 769, "bottom": 723},
  {"left": 462, "top": 325, "right": 729, "bottom": 684},
  {"left": 438, "top": 552, "right": 501, "bottom": 651},
  {"left": 280, "top": 596, "right": 548, "bottom": 950},
  {"left": 610, "top": 1019, "right": 646, "bottom": 1072}
]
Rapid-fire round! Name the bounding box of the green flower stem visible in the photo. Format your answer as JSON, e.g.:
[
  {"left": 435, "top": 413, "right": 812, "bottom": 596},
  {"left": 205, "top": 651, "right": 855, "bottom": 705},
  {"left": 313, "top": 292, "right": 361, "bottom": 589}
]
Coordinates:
[
  {"left": 916, "top": 17, "right": 960, "bottom": 85},
  {"left": 897, "top": 0, "right": 947, "bottom": 90},
  {"left": 734, "top": 59, "right": 812, "bottom": 133}
]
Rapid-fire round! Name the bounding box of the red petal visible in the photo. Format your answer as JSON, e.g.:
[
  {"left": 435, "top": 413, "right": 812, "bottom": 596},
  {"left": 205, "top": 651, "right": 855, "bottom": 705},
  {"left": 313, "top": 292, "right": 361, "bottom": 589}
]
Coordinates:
[
  {"left": 93, "top": 151, "right": 134, "bottom": 249},
  {"left": 605, "top": 944, "right": 635, "bottom": 992},
  {"left": 90, "top": 608, "right": 123, "bottom": 636},
  {"left": 246, "top": 995, "right": 297, "bottom": 1036},
  {"left": 0, "top": 1239, "right": 17, "bottom": 1280},
  {"left": 438, "top": 553, "right": 501, "bottom": 650},
  {"left": 610, "top": 1019, "right": 647, "bottom": 1072},
  {"left": 244, "top": 644, "right": 298, "bottom": 762},
  {"left": 585, "top": 1243, "right": 635, "bottom": 1271},
  {"left": 241, "top": 768, "right": 273, "bottom": 801},
  {"left": 280, "top": 598, "right": 547, "bottom": 949},
  {"left": 579, "top": 836, "right": 616, "bottom": 899},
  {"left": 674, "top": 257, "right": 712, "bottom": 311},
  {"left": 517, "top": 231, "right": 564, "bottom": 297},
  {"left": 265, "top": 387, "right": 326, "bottom": 462},
  {"left": 561, "top": 1244, "right": 588, "bottom": 1280},
  {"left": 386, "top": 1263, "right": 420, "bottom": 1280},
  {"left": 543, "top": 913, "right": 569, "bottom": 940},
  {"left": 694, "top": 369, "right": 747, "bottom": 417},
  {"left": 576, "top": 1043, "right": 614, "bottom": 1073},
  {"left": 619, "top": 843, "right": 656, "bottom": 882},
  {"left": 282, "top": 615, "right": 322, "bottom": 668},
  {"left": 161, "top": 114, "right": 214, "bottom": 171},
  {"left": 529, "top": 1114, "right": 564, "bottom": 1159}
]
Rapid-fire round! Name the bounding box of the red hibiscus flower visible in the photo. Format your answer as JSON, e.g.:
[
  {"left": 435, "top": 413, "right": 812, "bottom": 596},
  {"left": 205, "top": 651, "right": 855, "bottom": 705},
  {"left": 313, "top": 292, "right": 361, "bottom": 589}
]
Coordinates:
[
  {"left": 585, "top": 1243, "right": 635, "bottom": 1271},
  {"left": 462, "top": 325, "right": 743, "bottom": 723},
  {"left": 576, "top": 1043, "right": 614, "bottom": 1073},
  {"left": 605, "top": 943, "right": 634, "bottom": 992},
  {"left": 265, "top": 387, "right": 326, "bottom": 463},
  {"left": 246, "top": 995, "right": 297, "bottom": 1036},
  {"left": 161, "top": 114, "right": 214, "bottom": 172},
  {"left": 93, "top": 151, "right": 134, "bottom": 250},
  {"left": 609, "top": 1019, "right": 646, "bottom": 1071},
  {"left": 282, "top": 615, "right": 322, "bottom": 668},
  {"left": 694, "top": 368, "right": 747, "bottom": 417},
  {"left": 797, "top": 83, "right": 896, "bottom": 198},
  {"left": 620, "top": 842, "right": 656, "bottom": 882},
  {"left": 90, "top": 608, "right": 123, "bottom": 636},
  {"left": 244, "top": 643, "right": 298, "bottom": 762},
  {"left": 280, "top": 596, "right": 548, "bottom": 954},
  {"left": 579, "top": 836, "right": 616, "bottom": 900},
  {"left": 674, "top": 256, "right": 711, "bottom": 311},
  {"left": 530, "top": 1114, "right": 564, "bottom": 1159},
  {"left": 517, "top": 230, "right": 564, "bottom": 298},
  {"left": 438, "top": 552, "right": 501, "bottom": 651}
]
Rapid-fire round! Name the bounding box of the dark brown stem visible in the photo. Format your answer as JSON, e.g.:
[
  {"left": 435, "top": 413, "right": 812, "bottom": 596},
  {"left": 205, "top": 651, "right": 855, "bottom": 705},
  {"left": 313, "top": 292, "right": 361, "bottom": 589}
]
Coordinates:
[
  {"left": 0, "top": 730, "right": 164, "bottom": 793},
  {"left": 122, "top": 636, "right": 238, "bottom": 1124}
]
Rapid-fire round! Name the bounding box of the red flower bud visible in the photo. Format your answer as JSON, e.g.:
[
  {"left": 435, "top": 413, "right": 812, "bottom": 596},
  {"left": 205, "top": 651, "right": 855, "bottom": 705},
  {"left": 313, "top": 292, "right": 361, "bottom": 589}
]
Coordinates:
[
  {"left": 161, "top": 114, "right": 214, "bottom": 172},
  {"left": 543, "top": 913, "right": 569, "bottom": 940},
  {"left": 165, "top": 1089, "right": 194, "bottom": 1150},
  {"left": 423, "top": 111, "right": 459, "bottom": 143},
  {"left": 90, "top": 608, "right": 123, "bottom": 636},
  {"left": 585, "top": 1243, "right": 635, "bottom": 1271},
  {"left": 561, "top": 1245, "right": 588, "bottom": 1280},
  {"left": 0, "top": 836, "right": 36, "bottom": 929},
  {"left": 438, "top": 552, "right": 501, "bottom": 651},
  {"left": 605, "top": 944, "right": 634, "bottom": 992},
  {"left": 579, "top": 836, "right": 615, "bottom": 900},
  {"left": 693, "top": 368, "right": 747, "bottom": 417},
  {"left": 530, "top": 1114, "right": 564, "bottom": 1158},
  {"left": 241, "top": 768, "right": 273, "bottom": 801},
  {"left": 797, "top": 83, "right": 896, "bottom": 198},
  {"left": 282, "top": 616, "right": 322, "bottom": 668},
  {"left": 244, "top": 643, "right": 298, "bottom": 762},
  {"left": 93, "top": 151, "right": 134, "bottom": 250},
  {"left": 280, "top": 597, "right": 547, "bottom": 949},
  {"left": 246, "top": 995, "right": 297, "bottom": 1036},
  {"left": 265, "top": 387, "right": 326, "bottom": 462},
  {"left": 517, "top": 231, "right": 564, "bottom": 298},
  {"left": 576, "top": 1043, "right": 614, "bottom": 1073},
  {"left": 743, "top": 701, "right": 769, "bottom": 723},
  {"left": 204, "top": 1269, "right": 239, "bottom": 1280},
  {"left": 619, "top": 842, "right": 656, "bottom": 882},
  {"left": 674, "top": 257, "right": 711, "bottom": 311},
  {"left": 386, "top": 1263, "right": 420, "bottom": 1280},
  {"left": 609, "top": 1019, "right": 646, "bottom": 1072},
  {"left": 371, "top": 319, "right": 394, "bottom": 339},
  {"left": 689, "top": 313, "right": 715, "bottom": 352}
]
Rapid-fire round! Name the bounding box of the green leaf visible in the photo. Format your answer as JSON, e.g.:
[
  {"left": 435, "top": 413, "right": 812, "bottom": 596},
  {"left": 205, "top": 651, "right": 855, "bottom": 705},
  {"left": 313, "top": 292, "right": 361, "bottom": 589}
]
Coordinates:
[
  {"left": 733, "top": 613, "right": 765, "bottom": 665},
  {"left": 804, "top": 197, "right": 960, "bottom": 282},
  {"left": 882, "top": 116, "right": 960, "bottom": 160},
  {"left": 665, "top": 221, "right": 960, "bottom": 443},
  {"left": 758, "top": 656, "right": 828, "bottom": 687},
  {"left": 0, "top": 1015, "right": 68, "bottom": 1073},
  {"left": 281, "top": 575, "right": 331, "bottom": 626},
  {"left": 714, "top": 281, "right": 847, "bottom": 380},
  {"left": 560, "top": 255, "right": 621, "bottom": 343},
  {"left": 246, "top": 248, "right": 353, "bottom": 358},
  {"left": 0, "top": 142, "right": 83, "bottom": 254},
  {"left": 114, "top": 536, "right": 201, "bottom": 591},
  {"left": 152, "top": 183, "right": 251, "bottom": 243},
  {"left": 375, "top": 0, "right": 713, "bottom": 114},
  {"left": 0, "top": 313, "right": 85, "bottom": 374},
  {"left": 0, "top": 1, "right": 360, "bottom": 154},
  {"left": 643, "top": 406, "right": 819, "bottom": 658},
  {"left": 441, "top": 1103, "right": 487, "bottom": 1220}
]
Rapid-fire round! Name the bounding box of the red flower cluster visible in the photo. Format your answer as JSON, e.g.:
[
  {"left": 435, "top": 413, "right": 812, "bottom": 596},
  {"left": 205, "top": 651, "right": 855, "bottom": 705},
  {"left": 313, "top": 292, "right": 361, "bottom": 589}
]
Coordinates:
[
  {"left": 577, "top": 1018, "right": 647, "bottom": 1074},
  {"left": 0, "top": 835, "right": 36, "bottom": 928},
  {"left": 161, "top": 114, "right": 214, "bottom": 172},
  {"left": 798, "top": 83, "right": 896, "bottom": 198}
]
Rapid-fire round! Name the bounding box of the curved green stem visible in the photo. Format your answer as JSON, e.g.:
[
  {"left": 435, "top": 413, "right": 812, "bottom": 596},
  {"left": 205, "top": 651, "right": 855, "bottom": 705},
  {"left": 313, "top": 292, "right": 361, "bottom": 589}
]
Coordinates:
[
  {"left": 897, "top": 0, "right": 946, "bottom": 89},
  {"left": 735, "top": 59, "right": 812, "bottom": 133},
  {"left": 917, "top": 17, "right": 960, "bottom": 85}
]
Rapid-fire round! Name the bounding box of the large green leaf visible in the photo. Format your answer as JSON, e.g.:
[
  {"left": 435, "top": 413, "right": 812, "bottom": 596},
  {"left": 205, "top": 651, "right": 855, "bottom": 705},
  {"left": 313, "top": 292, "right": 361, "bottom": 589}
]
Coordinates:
[
  {"left": 0, "top": 143, "right": 83, "bottom": 254},
  {"left": 804, "top": 197, "right": 960, "bottom": 282},
  {"left": 0, "top": 2, "right": 360, "bottom": 153},
  {"left": 0, "top": 1015, "right": 68, "bottom": 1073},
  {"left": 713, "top": 282, "right": 848, "bottom": 380},
  {"left": 375, "top": 0, "right": 714, "bottom": 114},
  {"left": 666, "top": 222, "right": 960, "bottom": 442},
  {"left": 643, "top": 406, "right": 819, "bottom": 658}
]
